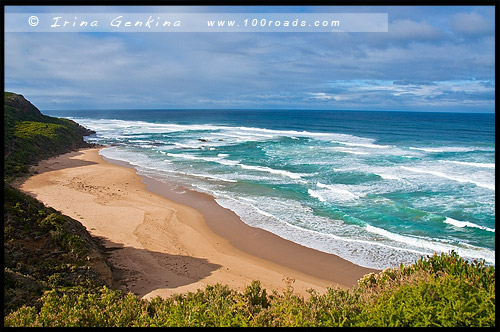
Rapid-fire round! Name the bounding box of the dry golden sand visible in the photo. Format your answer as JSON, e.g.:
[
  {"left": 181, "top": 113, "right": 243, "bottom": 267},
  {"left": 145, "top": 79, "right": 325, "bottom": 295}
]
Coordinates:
[{"left": 19, "top": 148, "right": 377, "bottom": 300}]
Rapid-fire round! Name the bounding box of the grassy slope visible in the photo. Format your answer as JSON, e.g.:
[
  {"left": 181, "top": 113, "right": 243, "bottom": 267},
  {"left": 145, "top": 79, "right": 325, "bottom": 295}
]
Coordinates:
[
  {"left": 4, "top": 92, "right": 95, "bottom": 180},
  {"left": 3, "top": 92, "right": 495, "bottom": 327}
]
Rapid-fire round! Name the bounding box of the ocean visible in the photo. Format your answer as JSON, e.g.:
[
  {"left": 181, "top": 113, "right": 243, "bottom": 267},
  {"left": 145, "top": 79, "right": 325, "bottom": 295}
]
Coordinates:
[{"left": 43, "top": 109, "right": 495, "bottom": 270}]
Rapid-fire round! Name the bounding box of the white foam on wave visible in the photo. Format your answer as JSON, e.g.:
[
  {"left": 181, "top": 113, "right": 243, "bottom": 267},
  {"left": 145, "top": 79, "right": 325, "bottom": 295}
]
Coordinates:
[
  {"left": 74, "top": 117, "right": 384, "bottom": 148},
  {"left": 167, "top": 153, "right": 305, "bottom": 181},
  {"left": 409, "top": 146, "right": 475, "bottom": 153},
  {"left": 166, "top": 153, "right": 239, "bottom": 166},
  {"left": 215, "top": 194, "right": 489, "bottom": 269},
  {"left": 366, "top": 224, "right": 444, "bottom": 249},
  {"left": 186, "top": 173, "right": 238, "bottom": 183},
  {"left": 202, "top": 131, "right": 275, "bottom": 145},
  {"left": 173, "top": 142, "right": 201, "bottom": 149},
  {"left": 374, "top": 172, "right": 401, "bottom": 180},
  {"left": 213, "top": 195, "right": 428, "bottom": 269},
  {"left": 330, "top": 147, "right": 370, "bottom": 155},
  {"left": 443, "top": 217, "right": 495, "bottom": 233},
  {"left": 239, "top": 196, "right": 257, "bottom": 203},
  {"left": 308, "top": 189, "right": 326, "bottom": 202},
  {"left": 287, "top": 222, "right": 429, "bottom": 256},
  {"left": 227, "top": 197, "right": 275, "bottom": 218},
  {"left": 71, "top": 117, "right": 223, "bottom": 134},
  {"left": 442, "top": 160, "right": 495, "bottom": 169},
  {"left": 334, "top": 141, "right": 391, "bottom": 149},
  {"left": 100, "top": 148, "right": 229, "bottom": 188},
  {"left": 365, "top": 224, "right": 495, "bottom": 264},
  {"left": 99, "top": 147, "right": 165, "bottom": 168},
  {"left": 235, "top": 126, "right": 352, "bottom": 141},
  {"left": 316, "top": 182, "right": 362, "bottom": 200},
  {"left": 238, "top": 164, "right": 304, "bottom": 180},
  {"left": 401, "top": 166, "right": 495, "bottom": 191},
  {"left": 128, "top": 139, "right": 149, "bottom": 143},
  {"left": 214, "top": 195, "right": 282, "bottom": 228}
]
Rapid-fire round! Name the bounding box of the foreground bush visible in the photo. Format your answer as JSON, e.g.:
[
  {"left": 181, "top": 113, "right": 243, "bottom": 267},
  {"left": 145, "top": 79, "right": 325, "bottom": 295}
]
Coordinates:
[
  {"left": 3, "top": 184, "right": 110, "bottom": 315},
  {"left": 4, "top": 252, "right": 495, "bottom": 327},
  {"left": 355, "top": 251, "right": 495, "bottom": 327}
]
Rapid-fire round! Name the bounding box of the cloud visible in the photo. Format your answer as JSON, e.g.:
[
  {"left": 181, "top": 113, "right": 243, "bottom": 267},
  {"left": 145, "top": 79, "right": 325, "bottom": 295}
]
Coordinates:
[
  {"left": 3, "top": 6, "right": 495, "bottom": 112},
  {"left": 389, "top": 19, "right": 445, "bottom": 41},
  {"left": 303, "top": 79, "right": 494, "bottom": 110},
  {"left": 307, "top": 92, "right": 345, "bottom": 101},
  {"left": 452, "top": 12, "right": 494, "bottom": 37}
]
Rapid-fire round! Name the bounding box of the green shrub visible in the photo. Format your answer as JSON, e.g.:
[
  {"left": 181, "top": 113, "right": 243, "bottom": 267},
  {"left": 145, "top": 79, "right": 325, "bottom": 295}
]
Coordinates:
[
  {"left": 5, "top": 287, "right": 147, "bottom": 327},
  {"left": 4, "top": 253, "right": 495, "bottom": 328},
  {"left": 357, "top": 273, "right": 495, "bottom": 327},
  {"left": 3, "top": 184, "right": 106, "bottom": 315},
  {"left": 354, "top": 251, "right": 495, "bottom": 327}
]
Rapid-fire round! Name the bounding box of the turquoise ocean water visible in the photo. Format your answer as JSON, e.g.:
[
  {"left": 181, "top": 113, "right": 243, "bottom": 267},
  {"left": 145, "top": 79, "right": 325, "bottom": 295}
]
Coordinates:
[{"left": 44, "top": 109, "right": 495, "bottom": 270}]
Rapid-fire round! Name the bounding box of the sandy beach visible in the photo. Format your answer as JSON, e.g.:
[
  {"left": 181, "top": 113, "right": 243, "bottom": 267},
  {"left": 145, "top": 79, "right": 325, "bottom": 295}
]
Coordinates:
[{"left": 19, "top": 147, "right": 378, "bottom": 300}]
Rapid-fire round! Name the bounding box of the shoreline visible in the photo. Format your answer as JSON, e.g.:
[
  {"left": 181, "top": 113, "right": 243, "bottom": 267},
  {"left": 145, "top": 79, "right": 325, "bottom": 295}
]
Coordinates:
[
  {"left": 19, "top": 147, "right": 378, "bottom": 299},
  {"left": 139, "top": 172, "right": 380, "bottom": 285}
]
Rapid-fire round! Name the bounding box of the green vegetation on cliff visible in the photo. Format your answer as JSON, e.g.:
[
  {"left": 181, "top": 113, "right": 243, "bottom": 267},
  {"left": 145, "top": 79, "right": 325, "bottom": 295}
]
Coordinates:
[{"left": 4, "top": 92, "right": 95, "bottom": 180}]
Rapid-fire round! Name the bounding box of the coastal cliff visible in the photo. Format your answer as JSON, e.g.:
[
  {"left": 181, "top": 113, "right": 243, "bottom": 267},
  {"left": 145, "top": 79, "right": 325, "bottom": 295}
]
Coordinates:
[
  {"left": 4, "top": 92, "right": 95, "bottom": 180},
  {"left": 3, "top": 92, "right": 113, "bottom": 315}
]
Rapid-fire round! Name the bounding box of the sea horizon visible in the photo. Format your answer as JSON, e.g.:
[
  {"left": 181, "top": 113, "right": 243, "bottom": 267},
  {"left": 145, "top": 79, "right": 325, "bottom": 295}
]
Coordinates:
[{"left": 42, "top": 107, "right": 495, "bottom": 114}]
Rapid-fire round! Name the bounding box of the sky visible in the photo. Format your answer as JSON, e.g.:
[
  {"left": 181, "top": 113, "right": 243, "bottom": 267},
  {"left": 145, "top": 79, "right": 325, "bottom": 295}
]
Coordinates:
[{"left": 3, "top": 5, "right": 495, "bottom": 112}]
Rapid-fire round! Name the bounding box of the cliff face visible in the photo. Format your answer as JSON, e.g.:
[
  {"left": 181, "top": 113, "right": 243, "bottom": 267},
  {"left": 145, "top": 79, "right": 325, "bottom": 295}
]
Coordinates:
[{"left": 4, "top": 92, "right": 96, "bottom": 179}]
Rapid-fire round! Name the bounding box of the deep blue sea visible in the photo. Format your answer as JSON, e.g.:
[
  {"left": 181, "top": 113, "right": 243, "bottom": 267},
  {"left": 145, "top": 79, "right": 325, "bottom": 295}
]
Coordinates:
[{"left": 44, "top": 109, "right": 495, "bottom": 269}]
